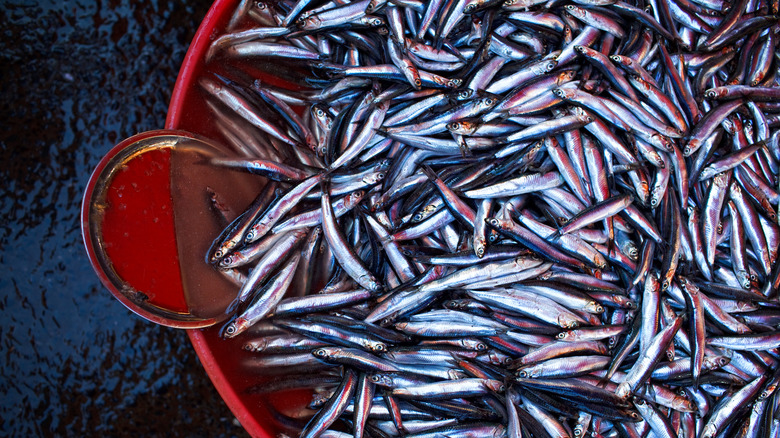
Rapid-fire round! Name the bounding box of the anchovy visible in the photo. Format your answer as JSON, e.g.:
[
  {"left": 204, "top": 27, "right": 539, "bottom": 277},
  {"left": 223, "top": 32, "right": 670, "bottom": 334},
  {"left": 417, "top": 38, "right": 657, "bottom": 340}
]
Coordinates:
[
  {"left": 244, "top": 174, "right": 324, "bottom": 243},
  {"left": 222, "top": 252, "right": 301, "bottom": 338},
  {"left": 392, "top": 378, "right": 504, "bottom": 400}
]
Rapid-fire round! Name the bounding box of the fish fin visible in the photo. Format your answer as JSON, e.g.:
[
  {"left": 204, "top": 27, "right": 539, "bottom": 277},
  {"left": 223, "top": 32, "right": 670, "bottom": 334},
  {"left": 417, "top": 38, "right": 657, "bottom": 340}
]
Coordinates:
[{"left": 541, "top": 207, "right": 564, "bottom": 232}]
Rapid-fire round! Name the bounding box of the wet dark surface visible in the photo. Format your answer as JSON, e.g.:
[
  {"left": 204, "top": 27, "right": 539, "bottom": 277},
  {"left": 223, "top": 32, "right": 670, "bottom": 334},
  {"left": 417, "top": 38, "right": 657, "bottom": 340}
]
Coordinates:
[{"left": 0, "top": 1, "right": 250, "bottom": 436}]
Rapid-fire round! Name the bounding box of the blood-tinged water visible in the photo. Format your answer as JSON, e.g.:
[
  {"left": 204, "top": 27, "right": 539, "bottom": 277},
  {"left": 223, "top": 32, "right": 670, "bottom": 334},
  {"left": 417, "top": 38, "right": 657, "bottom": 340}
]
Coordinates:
[{"left": 0, "top": 1, "right": 250, "bottom": 435}]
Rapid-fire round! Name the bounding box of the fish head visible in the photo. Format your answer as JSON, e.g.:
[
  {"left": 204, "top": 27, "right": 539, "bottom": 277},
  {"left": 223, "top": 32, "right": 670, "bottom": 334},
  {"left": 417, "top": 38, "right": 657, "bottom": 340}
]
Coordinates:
[
  {"left": 463, "top": 1, "right": 480, "bottom": 13},
  {"left": 360, "top": 15, "right": 385, "bottom": 27},
  {"left": 485, "top": 380, "right": 505, "bottom": 393},
  {"left": 368, "top": 373, "right": 394, "bottom": 387},
  {"left": 552, "top": 87, "right": 574, "bottom": 100},
  {"left": 242, "top": 339, "right": 267, "bottom": 352},
  {"left": 558, "top": 315, "right": 580, "bottom": 329},
  {"left": 615, "top": 382, "right": 631, "bottom": 399},
  {"left": 703, "top": 355, "right": 730, "bottom": 370},
  {"left": 299, "top": 15, "right": 322, "bottom": 30},
  {"left": 473, "top": 341, "right": 488, "bottom": 351},
  {"left": 364, "top": 170, "right": 385, "bottom": 185},
  {"left": 312, "top": 347, "right": 338, "bottom": 361},
  {"left": 609, "top": 54, "right": 624, "bottom": 64},
  {"left": 516, "top": 367, "right": 536, "bottom": 378},
  {"left": 735, "top": 270, "right": 752, "bottom": 290},
  {"left": 588, "top": 302, "right": 606, "bottom": 314},
  {"left": 365, "top": 0, "right": 383, "bottom": 13},
  {"left": 347, "top": 190, "right": 366, "bottom": 206},
  {"left": 368, "top": 341, "right": 388, "bottom": 353},
  {"left": 474, "top": 238, "right": 487, "bottom": 258},
  {"left": 704, "top": 88, "right": 725, "bottom": 100},
  {"left": 619, "top": 297, "right": 637, "bottom": 310},
  {"left": 563, "top": 4, "right": 580, "bottom": 15},
  {"left": 221, "top": 317, "right": 249, "bottom": 339},
  {"left": 485, "top": 217, "right": 501, "bottom": 229}
]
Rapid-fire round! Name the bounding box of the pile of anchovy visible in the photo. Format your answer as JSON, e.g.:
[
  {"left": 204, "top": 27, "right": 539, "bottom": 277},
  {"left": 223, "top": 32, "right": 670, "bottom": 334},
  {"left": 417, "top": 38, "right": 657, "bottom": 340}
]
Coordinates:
[{"left": 197, "top": 0, "right": 780, "bottom": 436}]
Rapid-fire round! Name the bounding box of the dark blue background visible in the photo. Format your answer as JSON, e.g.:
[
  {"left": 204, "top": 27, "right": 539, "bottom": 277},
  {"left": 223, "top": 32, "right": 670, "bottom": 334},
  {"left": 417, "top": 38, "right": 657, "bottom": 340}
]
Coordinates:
[{"left": 0, "top": 1, "right": 250, "bottom": 436}]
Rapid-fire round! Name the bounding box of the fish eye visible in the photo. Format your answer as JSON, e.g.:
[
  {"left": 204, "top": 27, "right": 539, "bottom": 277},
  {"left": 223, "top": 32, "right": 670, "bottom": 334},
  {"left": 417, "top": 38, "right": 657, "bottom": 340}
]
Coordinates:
[
  {"left": 556, "top": 332, "right": 566, "bottom": 339},
  {"left": 373, "top": 343, "right": 387, "bottom": 352},
  {"left": 518, "top": 371, "right": 528, "bottom": 378},
  {"left": 313, "top": 349, "right": 326, "bottom": 357}
]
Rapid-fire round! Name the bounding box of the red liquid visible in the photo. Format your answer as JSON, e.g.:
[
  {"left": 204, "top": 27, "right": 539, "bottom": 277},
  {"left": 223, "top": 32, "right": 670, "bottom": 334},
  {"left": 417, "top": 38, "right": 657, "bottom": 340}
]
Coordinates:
[
  {"left": 170, "top": 143, "right": 265, "bottom": 320},
  {"left": 101, "top": 148, "right": 188, "bottom": 314}
]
